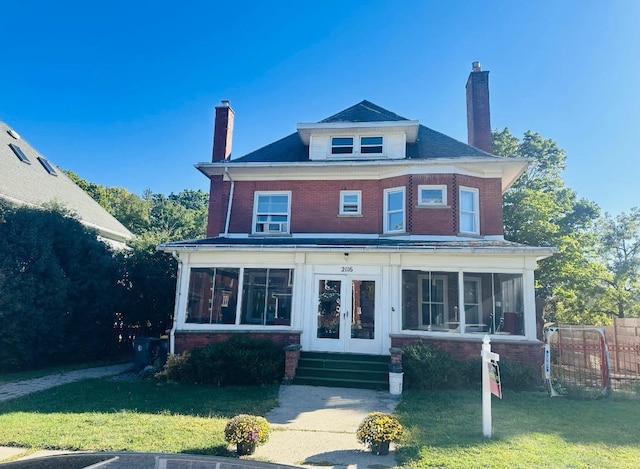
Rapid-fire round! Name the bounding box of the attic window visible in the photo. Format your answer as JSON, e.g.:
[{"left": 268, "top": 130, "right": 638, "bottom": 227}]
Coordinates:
[
  {"left": 331, "top": 137, "right": 353, "bottom": 154},
  {"left": 9, "top": 143, "right": 30, "bottom": 164},
  {"left": 360, "top": 136, "right": 383, "bottom": 154},
  {"left": 38, "top": 156, "right": 57, "bottom": 175}
]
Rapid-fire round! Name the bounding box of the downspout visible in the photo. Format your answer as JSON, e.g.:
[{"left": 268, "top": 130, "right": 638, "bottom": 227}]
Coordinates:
[
  {"left": 169, "top": 250, "right": 182, "bottom": 355},
  {"left": 223, "top": 166, "right": 235, "bottom": 236}
]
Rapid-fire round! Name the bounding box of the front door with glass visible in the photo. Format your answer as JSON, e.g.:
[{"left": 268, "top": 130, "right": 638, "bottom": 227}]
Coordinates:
[{"left": 312, "top": 275, "right": 380, "bottom": 354}]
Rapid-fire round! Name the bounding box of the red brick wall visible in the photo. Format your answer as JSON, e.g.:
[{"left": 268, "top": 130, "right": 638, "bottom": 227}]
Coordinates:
[
  {"left": 173, "top": 331, "right": 301, "bottom": 354},
  {"left": 206, "top": 176, "right": 230, "bottom": 237},
  {"left": 221, "top": 174, "right": 504, "bottom": 236},
  {"left": 390, "top": 335, "right": 543, "bottom": 371}
]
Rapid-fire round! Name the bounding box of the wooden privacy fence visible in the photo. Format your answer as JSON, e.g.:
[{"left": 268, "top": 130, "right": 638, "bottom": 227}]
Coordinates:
[{"left": 602, "top": 318, "right": 640, "bottom": 384}]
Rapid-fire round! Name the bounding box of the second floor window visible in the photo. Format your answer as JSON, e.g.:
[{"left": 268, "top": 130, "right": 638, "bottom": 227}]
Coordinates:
[
  {"left": 253, "top": 192, "right": 291, "bottom": 235},
  {"left": 360, "top": 136, "right": 383, "bottom": 154},
  {"left": 340, "top": 190, "right": 362, "bottom": 215},
  {"left": 384, "top": 187, "right": 405, "bottom": 233},
  {"left": 459, "top": 187, "right": 479, "bottom": 235}
]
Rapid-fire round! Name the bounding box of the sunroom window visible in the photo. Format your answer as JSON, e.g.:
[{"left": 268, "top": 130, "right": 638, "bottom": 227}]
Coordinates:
[
  {"left": 402, "top": 270, "right": 524, "bottom": 336},
  {"left": 186, "top": 268, "right": 240, "bottom": 324},
  {"left": 241, "top": 268, "right": 293, "bottom": 326}
]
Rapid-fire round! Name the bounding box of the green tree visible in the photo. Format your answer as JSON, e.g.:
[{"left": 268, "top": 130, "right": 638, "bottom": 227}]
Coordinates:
[
  {"left": 597, "top": 208, "right": 640, "bottom": 318},
  {"left": 493, "top": 129, "right": 607, "bottom": 324},
  {"left": 0, "top": 201, "right": 123, "bottom": 371}
]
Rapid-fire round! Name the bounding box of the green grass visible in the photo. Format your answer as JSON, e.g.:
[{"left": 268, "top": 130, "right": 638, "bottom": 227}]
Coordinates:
[
  {"left": 0, "top": 378, "right": 279, "bottom": 456},
  {"left": 395, "top": 389, "right": 640, "bottom": 468}
]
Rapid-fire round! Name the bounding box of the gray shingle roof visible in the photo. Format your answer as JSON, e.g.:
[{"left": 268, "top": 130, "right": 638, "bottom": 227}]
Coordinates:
[
  {"left": 0, "top": 122, "right": 134, "bottom": 247},
  {"left": 233, "top": 100, "right": 493, "bottom": 163}
]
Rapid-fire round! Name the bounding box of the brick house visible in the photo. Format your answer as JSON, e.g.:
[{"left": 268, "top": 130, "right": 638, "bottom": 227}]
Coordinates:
[{"left": 158, "top": 63, "right": 553, "bottom": 376}]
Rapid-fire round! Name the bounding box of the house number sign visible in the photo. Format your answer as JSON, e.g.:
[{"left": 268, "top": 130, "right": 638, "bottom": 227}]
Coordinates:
[{"left": 340, "top": 266, "right": 354, "bottom": 273}]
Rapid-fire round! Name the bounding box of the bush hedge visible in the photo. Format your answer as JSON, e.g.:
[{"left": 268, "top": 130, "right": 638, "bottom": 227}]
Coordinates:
[{"left": 157, "top": 335, "right": 284, "bottom": 386}]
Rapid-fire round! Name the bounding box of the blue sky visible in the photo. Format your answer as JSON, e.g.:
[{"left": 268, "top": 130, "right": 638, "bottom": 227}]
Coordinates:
[{"left": 1, "top": 1, "right": 638, "bottom": 216}]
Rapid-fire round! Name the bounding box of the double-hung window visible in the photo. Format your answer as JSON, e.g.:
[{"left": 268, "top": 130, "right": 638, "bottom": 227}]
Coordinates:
[
  {"left": 360, "top": 136, "right": 383, "bottom": 154},
  {"left": 253, "top": 192, "right": 291, "bottom": 235},
  {"left": 384, "top": 187, "right": 405, "bottom": 233},
  {"left": 339, "top": 190, "right": 361, "bottom": 215},
  {"left": 459, "top": 187, "right": 479, "bottom": 235},
  {"left": 331, "top": 137, "right": 354, "bottom": 154}
]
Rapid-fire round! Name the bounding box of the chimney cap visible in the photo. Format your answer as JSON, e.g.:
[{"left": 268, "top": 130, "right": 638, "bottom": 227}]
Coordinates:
[
  {"left": 472, "top": 61, "right": 482, "bottom": 72},
  {"left": 218, "top": 99, "right": 231, "bottom": 108}
]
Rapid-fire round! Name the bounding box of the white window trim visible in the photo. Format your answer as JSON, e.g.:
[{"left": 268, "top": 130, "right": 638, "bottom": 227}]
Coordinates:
[
  {"left": 331, "top": 136, "right": 354, "bottom": 155},
  {"left": 459, "top": 186, "right": 479, "bottom": 235},
  {"left": 359, "top": 136, "right": 383, "bottom": 154},
  {"left": 339, "top": 190, "right": 362, "bottom": 216},
  {"left": 418, "top": 184, "right": 447, "bottom": 206},
  {"left": 330, "top": 134, "right": 384, "bottom": 157},
  {"left": 252, "top": 191, "right": 292, "bottom": 235},
  {"left": 383, "top": 186, "right": 405, "bottom": 234}
]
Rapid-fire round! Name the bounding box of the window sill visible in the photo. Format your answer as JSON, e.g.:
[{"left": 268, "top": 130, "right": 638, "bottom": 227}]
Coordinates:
[
  {"left": 416, "top": 204, "right": 450, "bottom": 209},
  {"left": 338, "top": 214, "right": 363, "bottom": 218}
]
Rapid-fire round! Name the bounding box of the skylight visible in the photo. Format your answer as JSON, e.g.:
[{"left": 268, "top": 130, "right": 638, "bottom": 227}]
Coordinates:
[
  {"left": 9, "top": 143, "right": 30, "bottom": 164},
  {"left": 37, "top": 156, "right": 57, "bottom": 175}
]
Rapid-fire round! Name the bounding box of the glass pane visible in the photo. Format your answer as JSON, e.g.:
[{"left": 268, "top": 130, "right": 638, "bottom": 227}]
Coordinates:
[
  {"left": 332, "top": 146, "right": 353, "bottom": 154},
  {"left": 332, "top": 137, "right": 353, "bottom": 146},
  {"left": 361, "top": 136, "right": 383, "bottom": 145},
  {"left": 421, "top": 189, "right": 443, "bottom": 204},
  {"left": 387, "top": 191, "right": 403, "bottom": 211},
  {"left": 241, "top": 268, "right": 293, "bottom": 325},
  {"left": 361, "top": 145, "right": 383, "bottom": 154},
  {"left": 352, "top": 280, "right": 375, "bottom": 340},
  {"left": 187, "top": 268, "right": 239, "bottom": 324},
  {"left": 460, "top": 190, "right": 475, "bottom": 211},
  {"left": 388, "top": 212, "right": 404, "bottom": 231},
  {"left": 343, "top": 194, "right": 358, "bottom": 204},
  {"left": 403, "top": 270, "right": 459, "bottom": 332},
  {"left": 461, "top": 213, "right": 476, "bottom": 233},
  {"left": 317, "top": 280, "right": 341, "bottom": 339}
]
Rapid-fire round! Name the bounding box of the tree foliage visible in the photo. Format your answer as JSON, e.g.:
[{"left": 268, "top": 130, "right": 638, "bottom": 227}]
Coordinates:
[
  {"left": 0, "top": 201, "right": 123, "bottom": 371},
  {"left": 493, "top": 129, "right": 606, "bottom": 324}
]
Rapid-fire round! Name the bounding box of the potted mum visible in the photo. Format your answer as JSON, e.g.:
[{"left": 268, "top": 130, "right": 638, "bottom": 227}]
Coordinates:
[
  {"left": 224, "top": 414, "right": 270, "bottom": 455},
  {"left": 356, "top": 411, "right": 403, "bottom": 455}
]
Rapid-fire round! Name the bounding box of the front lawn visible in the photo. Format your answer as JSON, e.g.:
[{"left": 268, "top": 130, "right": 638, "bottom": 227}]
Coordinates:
[
  {"left": 0, "top": 378, "right": 278, "bottom": 455},
  {"left": 395, "top": 389, "right": 640, "bottom": 468}
]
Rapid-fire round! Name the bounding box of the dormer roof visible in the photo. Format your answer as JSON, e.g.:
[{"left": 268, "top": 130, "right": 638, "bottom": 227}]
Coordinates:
[{"left": 231, "top": 100, "right": 494, "bottom": 163}]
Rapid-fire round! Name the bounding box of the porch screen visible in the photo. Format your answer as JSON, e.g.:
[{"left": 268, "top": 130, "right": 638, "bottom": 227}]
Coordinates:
[
  {"left": 186, "top": 268, "right": 240, "bottom": 324},
  {"left": 241, "top": 268, "right": 293, "bottom": 326}
]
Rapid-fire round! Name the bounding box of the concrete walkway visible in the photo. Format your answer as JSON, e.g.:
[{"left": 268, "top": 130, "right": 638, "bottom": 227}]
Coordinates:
[
  {"left": 0, "top": 365, "right": 402, "bottom": 468},
  {"left": 0, "top": 363, "right": 133, "bottom": 403}
]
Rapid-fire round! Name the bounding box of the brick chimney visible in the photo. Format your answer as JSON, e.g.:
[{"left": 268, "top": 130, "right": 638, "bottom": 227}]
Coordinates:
[
  {"left": 212, "top": 100, "right": 234, "bottom": 161},
  {"left": 466, "top": 61, "right": 492, "bottom": 153}
]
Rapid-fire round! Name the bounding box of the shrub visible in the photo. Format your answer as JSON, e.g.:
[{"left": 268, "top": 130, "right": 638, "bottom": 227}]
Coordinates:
[
  {"left": 402, "top": 344, "right": 468, "bottom": 390},
  {"left": 499, "top": 360, "right": 540, "bottom": 391},
  {"left": 356, "top": 412, "right": 403, "bottom": 447},
  {"left": 158, "top": 335, "right": 284, "bottom": 386},
  {"left": 224, "top": 414, "right": 270, "bottom": 445}
]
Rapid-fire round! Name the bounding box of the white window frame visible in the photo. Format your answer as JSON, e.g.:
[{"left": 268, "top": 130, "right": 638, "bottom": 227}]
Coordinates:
[
  {"left": 459, "top": 187, "right": 479, "bottom": 235},
  {"left": 359, "top": 136, "right": 383, "bottom": 154},
  {"left": 418, "top": 185, "right": 447, "bottom": 206},
  {"left": 418, "top": 274, "right": 448, "bottom": 330},
  {"left": 331, "top": 137, "right": 354, "bottom": 155},
  {"left": 339, "top": 190, "right": 362, "bottom": 216},
  {"left": 384, "top": 186, "right": 405, "bottom": 234},
  {"left": 252, "top": 191, "right": 291, "bottom": 235}
]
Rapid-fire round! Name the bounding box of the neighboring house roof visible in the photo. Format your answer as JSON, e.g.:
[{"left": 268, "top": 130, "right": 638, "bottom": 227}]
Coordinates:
[
  {"left": 234, "top": 100, "right": 494, "bottom": 163},
  {"left": 0, "top": 122, "right": 134, "bottom": 249}
]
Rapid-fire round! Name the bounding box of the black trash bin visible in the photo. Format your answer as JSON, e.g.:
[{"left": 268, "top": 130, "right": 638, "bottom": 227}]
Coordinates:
[{"left": 133, "top": 337, "right": 163, "bottom": 373}]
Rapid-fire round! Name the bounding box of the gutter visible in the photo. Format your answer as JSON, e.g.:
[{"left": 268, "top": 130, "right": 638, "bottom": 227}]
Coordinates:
[{"left": 223, "top": 166, "right": 235, "bottom": 236}]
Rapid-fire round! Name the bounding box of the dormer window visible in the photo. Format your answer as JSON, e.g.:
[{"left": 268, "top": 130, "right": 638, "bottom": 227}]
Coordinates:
[
  {"left": 360, "top": 136, "right": 383, "bottom": 154},
  {"left": 331, "top": 137, "right": 353, "bottom": 154}
]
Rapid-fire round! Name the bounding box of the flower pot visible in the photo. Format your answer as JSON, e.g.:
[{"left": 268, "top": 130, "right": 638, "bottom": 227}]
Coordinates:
[
  {"left": 371, "top": 440, "right": 390, "bottom": 455},
  {"left": 236, "top": 441, "right": 257, "bottom": 455}
]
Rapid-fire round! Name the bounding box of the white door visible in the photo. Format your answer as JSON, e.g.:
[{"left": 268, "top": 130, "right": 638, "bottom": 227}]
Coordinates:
[{"left": 311, "top": 274, "right": 381, "bottom": 354}]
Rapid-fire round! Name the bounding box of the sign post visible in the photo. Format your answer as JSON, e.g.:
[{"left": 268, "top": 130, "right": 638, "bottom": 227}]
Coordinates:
[{"left": 481, "top": 335, "right": 501, "bottom": 438}]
